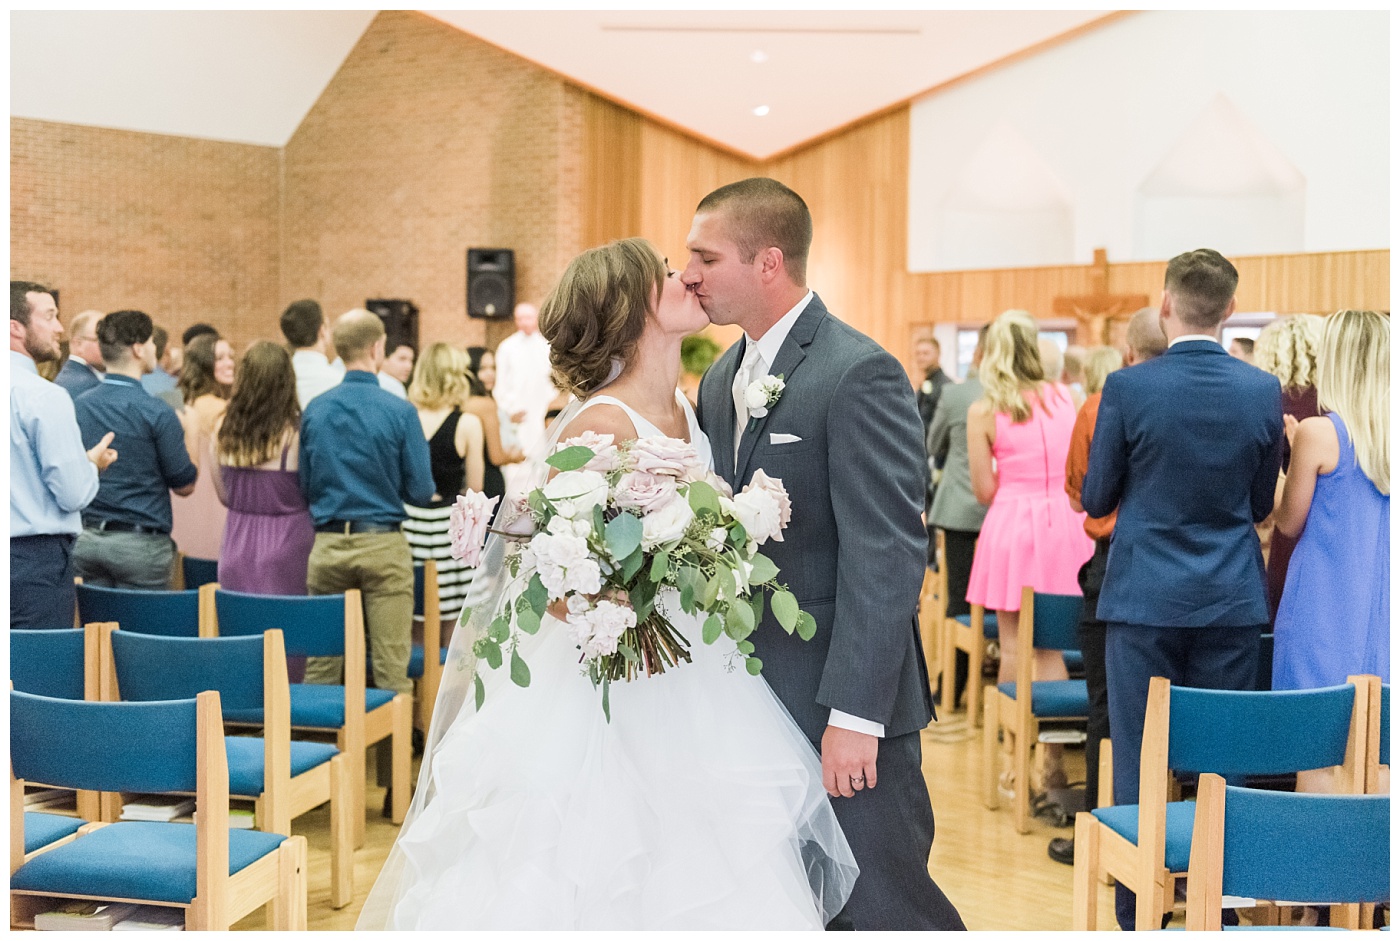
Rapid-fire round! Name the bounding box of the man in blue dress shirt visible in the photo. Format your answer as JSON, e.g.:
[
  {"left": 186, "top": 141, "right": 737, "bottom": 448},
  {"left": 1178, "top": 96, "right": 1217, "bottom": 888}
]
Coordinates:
[
  {"left": 300, "top": 309, "right": 433, "bottom": 734},
  {"left": 54, "top": 308, "right": 105, "bottom": 399},
  {"left": 72, "top": 310, "right": 199, "bottom": 590},
  {"left": 10, "top": 282, "right": 118, "bottom": 628}
]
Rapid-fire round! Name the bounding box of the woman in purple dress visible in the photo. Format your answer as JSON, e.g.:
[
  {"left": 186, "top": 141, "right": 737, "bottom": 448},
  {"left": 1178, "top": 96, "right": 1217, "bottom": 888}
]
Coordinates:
[{"left": 209, "top": 341, "right": 315, "bottom": 597}]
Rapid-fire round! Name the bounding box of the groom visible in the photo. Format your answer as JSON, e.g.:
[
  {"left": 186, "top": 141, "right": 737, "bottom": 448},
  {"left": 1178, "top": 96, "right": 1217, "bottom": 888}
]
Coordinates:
[{"left": 687, "top": 178, "right": 965, "bottom": 931}]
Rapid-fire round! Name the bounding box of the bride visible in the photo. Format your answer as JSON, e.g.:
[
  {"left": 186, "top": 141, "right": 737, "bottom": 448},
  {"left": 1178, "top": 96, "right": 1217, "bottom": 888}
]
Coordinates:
[{"left": 357, "top": 238, "right": 857, "bottom": 930}]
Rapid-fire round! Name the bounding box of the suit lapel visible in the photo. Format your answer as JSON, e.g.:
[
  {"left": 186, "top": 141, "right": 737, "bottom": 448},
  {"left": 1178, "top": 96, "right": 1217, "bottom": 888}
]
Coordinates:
[
  {"left": 734, "top": 296, "right": 827, "bottom": 483},
  {"left": 705, "top": 338, "right": 745, "bottom": 486}
]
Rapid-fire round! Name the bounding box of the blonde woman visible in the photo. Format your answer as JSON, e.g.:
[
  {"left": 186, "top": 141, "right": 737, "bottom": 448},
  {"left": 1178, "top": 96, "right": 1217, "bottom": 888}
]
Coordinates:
[
  {"left": 1082, "top": 346, "right": 1123, "bottom": 396},
  {"left": 967, "top": 310, "right": 1094, "bottom": 791},
  {"left": 403, "top": 342, "right": 486, "bottom": 624},
  {"left": 1273, "top": 309, "right": 1389, "bottom": 691}
]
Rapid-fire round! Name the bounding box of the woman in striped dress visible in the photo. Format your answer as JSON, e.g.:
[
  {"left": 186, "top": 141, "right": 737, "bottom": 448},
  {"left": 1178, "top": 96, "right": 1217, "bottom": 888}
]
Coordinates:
[{"left": 403, "top": 343, "right": 486, "bottom": 627}]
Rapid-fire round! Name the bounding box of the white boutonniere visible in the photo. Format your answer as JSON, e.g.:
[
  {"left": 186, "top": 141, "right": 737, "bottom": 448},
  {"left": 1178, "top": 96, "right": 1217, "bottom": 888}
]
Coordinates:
[
  {"left": 921, "top": 379, "right": 934, "bottom": 395},
  {"left": 745, "top": 374, "right": 785, "bottom": 422}
]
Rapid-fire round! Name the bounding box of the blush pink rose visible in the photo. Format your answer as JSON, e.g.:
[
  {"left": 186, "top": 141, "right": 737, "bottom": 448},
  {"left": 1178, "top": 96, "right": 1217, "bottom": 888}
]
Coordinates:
[
  {"left": 629, "top": 435, "right": 705, "bottom": 480},
  {"left": 449, "top": 491, "right": 501, "bottom": 566},
  {"left": 560, "top": 430, "right": 620, "bottom": 473},
  {"left": 733, "top": 469, "right": 793, "bottom": 544},
  {"left": 612, "top": 470, "right": 680, "bottom": 514}
]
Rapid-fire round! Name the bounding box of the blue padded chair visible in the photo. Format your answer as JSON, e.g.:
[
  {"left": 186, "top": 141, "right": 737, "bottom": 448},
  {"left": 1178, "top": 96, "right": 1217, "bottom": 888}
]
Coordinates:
[
  {"left": 9, "top": 690, "right": 306, "bottom": 930},
  {"left": 181, "top": 555, "right": 220, "bottom": 591},
  {"left": 1072, "top": 675, "right": 1370, "bottom": 931},
  {"left": 1367, "top": 681, "right": 1389, "bottom": 794},
  {"left": 935, "top": 532, "right": 999, "bottom": 725},
  {"left": 983, "top": 587, "right": 1087, "bottom": 833},
  {"left": 1185, "top": 773, "right": 1389, "bottom": 930},
  {"left": 408, "top": 560, "right": 449, "bottom": 732},
  {"left": 10, "top": 626, "right": 104, "bottom": 825},
  {"left": 75, "top": 582, "right": 209, "bottom": 637},
  {"left": 212, "top": 588, "right": 411, "bottom": 848},
  {"left": 104, "top": 626, "right": 352, "bottom": 908}
]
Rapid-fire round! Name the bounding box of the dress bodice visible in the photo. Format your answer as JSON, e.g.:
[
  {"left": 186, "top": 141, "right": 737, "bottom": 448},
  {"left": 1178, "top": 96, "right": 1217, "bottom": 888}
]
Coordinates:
[{"left": 574, "top": 391, "right": 714, "bottom": 472}]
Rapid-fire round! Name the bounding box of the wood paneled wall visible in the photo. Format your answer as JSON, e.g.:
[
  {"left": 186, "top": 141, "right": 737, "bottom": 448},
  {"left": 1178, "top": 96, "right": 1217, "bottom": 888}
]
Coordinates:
[{"left": 579, "top": 97, "right": 1390, "bottom": 367}]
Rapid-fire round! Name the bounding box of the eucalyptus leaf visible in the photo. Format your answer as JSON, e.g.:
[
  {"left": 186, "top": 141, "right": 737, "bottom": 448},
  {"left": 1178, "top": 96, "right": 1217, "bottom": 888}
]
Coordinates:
[
  {"left": 680, "top": 582, "right": 696, "bottom": 614},
  {"left": 473, "top": 674, "right": 485, "bottom": 710},
  {"left": 728, "top": 522, "right": 748, "bottom": 547},
  {"left": 546, "top": 445, "right": 595, "bottom": 472},
  {"left": 749, "top": 591, "right": 766, "bottom": 626},
  {"left": 796, "top": 610, "right": 818, "bottom": 642},
  {"left": 745, "top": 657, "right": 764, "bottom": 676},
  {"left": 524, "top": 574, "right": 549, "bottom": 616},
  {"left": 482, "top": 639, "right": 503, "bottom": 670},
  {"left": 716, "top": 564, "right": 737, "bottom": 601},
  {"left": 618, "top": 643, "right": 640, "bottom": 663},
  {"left": 649, "top": 550, "right": 670, "bottom": 582},
  {"left": 593, "top": 503, "right": 607, "bottom": 540},
  {"left": 725, "top": 603, "right": 749, "bottom": 641},
  {"left": 488, "top": 615, "right": 510, "bottom": 644},
  {"left": 516, "top": 607, "right": 542, "bottom": 635},
  {"left": 687, "top": 479, "right": 721, "bottom": 517},
  {"left": 702, "top": 574, "right": 722, "bottom": 607},
  {"left": 630, "top": 579, "right": 658, "bottom": 622},
  {"left": 736, "top": 639, "right": 755, "bottom": 655},
  {"left": 772, "top": 590, "right": 799, "bottom": 633},
  {"left": 601, "top": 679, "right": 611, "bottom": 723},
  {"left": 605, "top": 512, "right": 643, "bottom": 562},
  {"left": 510, "top": 648, "right": 531, "bottom": 687},
  {"left": 702, "top": 613, "right": 723, "bottom": 645},
  {"left": 621, "top": 547, "right": 646, "bottom": 582},
  {"left": 747, "top": 553, "right": 779, "bottom": 585}
]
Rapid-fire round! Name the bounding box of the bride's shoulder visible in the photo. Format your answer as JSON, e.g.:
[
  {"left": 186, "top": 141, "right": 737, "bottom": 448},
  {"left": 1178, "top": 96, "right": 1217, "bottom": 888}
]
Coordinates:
[{"left": 558, "top": 399, "right": 637, "bottom": 445}]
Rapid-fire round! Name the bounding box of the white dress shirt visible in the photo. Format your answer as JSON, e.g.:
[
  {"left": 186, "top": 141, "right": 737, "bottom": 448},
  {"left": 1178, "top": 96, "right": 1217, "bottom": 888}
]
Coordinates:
[
  {"left": 377, "top": 372, "right": 408, "bottom": 399},
  {"left": 736, "top": 291, "right": 885, "bottom": 740},
  {"left": 10, "top": 350, "right": 100, "bottom": 537},
  {"left": 1169, "top": 334, "right": 1222, "bottom": 348},
  {"left": 292, "top": 349, "right": 343, "bottom": 410}
]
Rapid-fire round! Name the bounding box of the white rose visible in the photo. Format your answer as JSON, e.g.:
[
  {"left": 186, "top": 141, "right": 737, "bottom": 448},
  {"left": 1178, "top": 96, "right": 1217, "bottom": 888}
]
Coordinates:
[
  {"left": 641, "top": 497, "right": 695, "bottom": 550},
  {"left": 744, "top": 382, "right": 769, "bottom": 411},
  {"left": 707, "top": 527, "right": 728, "bottom": 551},
  {"left": 731, "top": 488, "right": 783, "bottom": 545},
  {"left": 541, "top": 470, "right": 609, "bottom": 520},
  {"left": 543, "top": 533, "right": 590, "bottom": 569},
  {"left": 565, "top": 558, "right": 603, "bottom": 596}
]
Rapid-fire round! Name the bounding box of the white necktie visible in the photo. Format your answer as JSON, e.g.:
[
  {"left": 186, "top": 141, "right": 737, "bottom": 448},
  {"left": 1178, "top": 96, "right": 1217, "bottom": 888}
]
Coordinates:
[{"left": 732, "top": 340, "right": 764, "bottom": 462}]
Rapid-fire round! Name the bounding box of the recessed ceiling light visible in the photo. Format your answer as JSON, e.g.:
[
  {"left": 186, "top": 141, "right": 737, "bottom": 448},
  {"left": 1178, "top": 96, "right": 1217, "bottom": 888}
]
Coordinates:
[
  {"left": 752, "top": 105, "right": 770, "bottom": 117},
  {"left": 750, "top": 49, "right": 768, "bottom": 64}
]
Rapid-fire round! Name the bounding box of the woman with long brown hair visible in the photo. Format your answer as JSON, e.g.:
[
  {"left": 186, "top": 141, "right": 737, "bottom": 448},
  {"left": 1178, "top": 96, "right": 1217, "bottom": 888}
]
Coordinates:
[
  {"left": 172, "top": 332, "right": 235, "bottom": 561},
  {"left": 209, "top": 340, "right": 314, "bottom": 596}
]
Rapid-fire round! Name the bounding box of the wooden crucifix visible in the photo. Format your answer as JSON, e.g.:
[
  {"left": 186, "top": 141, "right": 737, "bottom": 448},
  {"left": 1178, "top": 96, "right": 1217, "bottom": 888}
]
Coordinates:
[{"left": 1053, "top": 248, "right": 1149, "bottom": 347}]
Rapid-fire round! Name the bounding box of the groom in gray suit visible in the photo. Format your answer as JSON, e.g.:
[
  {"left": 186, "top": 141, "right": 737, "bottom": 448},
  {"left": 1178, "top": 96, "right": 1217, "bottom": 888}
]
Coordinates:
[{"left": 687, "top": 178, "right": 965, "bottom": 931}]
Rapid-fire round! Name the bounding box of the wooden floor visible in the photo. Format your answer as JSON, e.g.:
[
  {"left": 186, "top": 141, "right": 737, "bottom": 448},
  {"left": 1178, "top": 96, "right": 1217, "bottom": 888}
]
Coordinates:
[{"left": 233, "top": 706, "right": 1121, "bottom": 931}]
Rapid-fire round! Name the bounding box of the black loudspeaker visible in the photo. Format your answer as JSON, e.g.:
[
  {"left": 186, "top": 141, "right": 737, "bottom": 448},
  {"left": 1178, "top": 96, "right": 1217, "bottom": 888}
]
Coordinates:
[
  {"left": 467, "top": 248, "right": 515, "bottom": 319},
  {"left": 365, "top": 299, "right": 420, "bottom": 353}
]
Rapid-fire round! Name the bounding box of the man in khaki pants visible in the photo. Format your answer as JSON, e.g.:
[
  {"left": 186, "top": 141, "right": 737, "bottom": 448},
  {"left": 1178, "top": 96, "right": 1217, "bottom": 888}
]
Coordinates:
[{"left": 299, "top": 310, "right": 434, "bottom": 809}]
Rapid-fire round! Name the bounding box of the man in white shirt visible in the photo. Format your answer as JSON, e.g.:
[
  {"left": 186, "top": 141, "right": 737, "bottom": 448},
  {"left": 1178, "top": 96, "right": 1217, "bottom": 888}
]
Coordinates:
[
  {"left": 281, "top": 299, "right": 345, "bottom": 409},
  {"left": 378, "top": 342, "right": 415, "bottom": 399},
  {"left": 10, "top": 281, "right": 117, "bottom": 629},
  {"left": 493, "top": 302, "right": 558, "bottom": 495}
]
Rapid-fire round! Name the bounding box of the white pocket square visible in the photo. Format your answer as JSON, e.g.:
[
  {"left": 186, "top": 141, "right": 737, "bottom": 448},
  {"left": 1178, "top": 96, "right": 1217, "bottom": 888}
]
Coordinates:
[{"left": 770, "top": 433, "right": 802, "bottom": 445}]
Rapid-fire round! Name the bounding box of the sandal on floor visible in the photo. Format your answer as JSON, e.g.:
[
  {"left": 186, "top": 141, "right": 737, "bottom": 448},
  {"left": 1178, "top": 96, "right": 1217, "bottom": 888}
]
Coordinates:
[{"left": 998, "top": 770, "right": 1016, "bottom": 801}]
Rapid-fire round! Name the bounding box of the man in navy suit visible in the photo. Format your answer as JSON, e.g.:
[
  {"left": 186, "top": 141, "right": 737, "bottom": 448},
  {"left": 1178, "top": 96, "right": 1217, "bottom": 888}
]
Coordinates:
[
  {"left": 1081, "top": 249, "right": 1282, "bottom": 931},
  {"left": 54, "top": 309, "right": 105, "bottom": 399}
]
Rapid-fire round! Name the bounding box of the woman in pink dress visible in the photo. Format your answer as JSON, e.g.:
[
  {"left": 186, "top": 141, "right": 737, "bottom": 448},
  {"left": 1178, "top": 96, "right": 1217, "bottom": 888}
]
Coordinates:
[{"left": 966, "top": 310, "right": 1093, "bottom": 787}]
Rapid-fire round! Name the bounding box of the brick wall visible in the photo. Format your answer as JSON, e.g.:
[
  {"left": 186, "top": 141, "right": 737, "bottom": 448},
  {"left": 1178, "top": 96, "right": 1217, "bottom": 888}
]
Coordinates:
[
  {"left": 281, "top": 10, "right": 585, "bottom": 351},
  {"left": 10, "top": 118, "right": 281, "bottom": 350}
]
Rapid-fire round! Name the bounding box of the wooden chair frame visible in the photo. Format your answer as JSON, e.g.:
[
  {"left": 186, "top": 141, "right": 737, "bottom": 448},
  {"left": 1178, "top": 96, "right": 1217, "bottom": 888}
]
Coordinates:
[
  {"left": 212, "top": 588, "right": 412, "bottom": 848},
  {"left": 97, "top": 624, "right": 354, "bottom": 909},
  {"left": 75, "top": 579, "right": 219, "bottom": 638},
  {"left": 416, "top": 558, "right": 444, "bottom": 733},
  {"left": 918, "top": 551, "right": 943, "bottom": 703},
  {"left": 937, "top": 532, "right": 992, "bottom": 726},
  {"left": 10, "top": 691, "right": 307, "bottom": 930},
  {"left": 982, "top": 586, "right": 1085, "bottom": 833},
  {"left": 1072, "top": 674, "right": 1370, "bottom": 931}
]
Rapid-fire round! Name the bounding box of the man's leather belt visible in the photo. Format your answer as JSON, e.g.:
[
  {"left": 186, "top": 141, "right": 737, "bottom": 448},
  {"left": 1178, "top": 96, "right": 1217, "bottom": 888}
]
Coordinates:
[
  {"left": 315, "top": 520, "right": 402, "bottom": 535},
  {"left": 84, "top": 519, "right": 166, "bottom": 535}
]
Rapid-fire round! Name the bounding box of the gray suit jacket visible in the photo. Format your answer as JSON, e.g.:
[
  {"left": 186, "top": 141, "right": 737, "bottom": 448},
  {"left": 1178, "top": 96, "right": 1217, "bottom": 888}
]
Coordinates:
[
  {"left": 926, "top": 371, "right": 988, "bottom": 533},
  {"left": 55, "top": 358, "right": 101, "bottom": 400},
  {"left": 697, "top": 294, "right": 935, "bottom": 743}
]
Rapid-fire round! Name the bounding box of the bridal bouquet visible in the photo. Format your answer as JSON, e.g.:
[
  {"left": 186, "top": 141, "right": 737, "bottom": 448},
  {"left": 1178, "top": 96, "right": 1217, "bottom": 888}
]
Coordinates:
[{"left": 449, "top": 432, "right": 816, "bottom": 718}]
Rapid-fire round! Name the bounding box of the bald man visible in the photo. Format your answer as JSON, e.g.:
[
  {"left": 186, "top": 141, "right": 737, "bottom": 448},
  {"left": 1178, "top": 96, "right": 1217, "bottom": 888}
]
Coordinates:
[
  {"left": 493, "top": 301, "right": 559, "bottom": 496},
  {"left": 55, "top": 309, "right": 106, "bottom": 399}
]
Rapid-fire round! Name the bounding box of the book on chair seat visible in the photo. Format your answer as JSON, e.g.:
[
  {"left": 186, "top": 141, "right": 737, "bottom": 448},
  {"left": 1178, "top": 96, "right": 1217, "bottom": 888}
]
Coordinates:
[
  {"left": 114, "top": 905, "right": 186, "bottom": 930},
  {"left": 35, "top": 901, "right": 140, "bottom": 930},
  {"left": 119, "top": 795, "right": 196, "bottom": 822}
]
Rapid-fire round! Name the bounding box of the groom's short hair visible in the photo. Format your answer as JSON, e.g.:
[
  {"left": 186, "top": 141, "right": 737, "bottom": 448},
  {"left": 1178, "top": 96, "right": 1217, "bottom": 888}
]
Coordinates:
[{"left": 696, "top": 178, "right": 812, "bottom": 287}]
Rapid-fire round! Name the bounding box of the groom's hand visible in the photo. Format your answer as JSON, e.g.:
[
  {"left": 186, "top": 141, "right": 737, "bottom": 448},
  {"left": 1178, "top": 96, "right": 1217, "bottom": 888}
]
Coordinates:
[{"left": 821, "top": 726, "right": 879, "bottom": 798}]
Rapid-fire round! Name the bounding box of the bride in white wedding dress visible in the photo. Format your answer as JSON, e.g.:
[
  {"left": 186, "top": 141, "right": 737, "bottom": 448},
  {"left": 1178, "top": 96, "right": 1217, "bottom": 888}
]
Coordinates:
[{"left": 357, "top": 238, "right": 857, "bottom": 930}]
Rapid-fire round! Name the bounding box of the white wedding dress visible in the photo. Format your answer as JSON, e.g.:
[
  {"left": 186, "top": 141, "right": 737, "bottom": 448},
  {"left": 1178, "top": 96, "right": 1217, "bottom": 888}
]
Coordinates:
[{"left": 358, "top": 393, "right": 857, "bottom": 930}]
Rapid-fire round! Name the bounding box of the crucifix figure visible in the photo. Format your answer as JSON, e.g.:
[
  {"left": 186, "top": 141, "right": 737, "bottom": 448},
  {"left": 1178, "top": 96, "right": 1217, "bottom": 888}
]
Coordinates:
[{"left": 1053, "top": 248, "right": 1149, "bottom": 347}]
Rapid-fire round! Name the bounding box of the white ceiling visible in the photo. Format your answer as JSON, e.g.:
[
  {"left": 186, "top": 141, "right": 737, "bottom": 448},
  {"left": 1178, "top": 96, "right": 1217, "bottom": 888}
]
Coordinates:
[{"left": 11, "top": 10, "right": 1111, "bottom": 157}]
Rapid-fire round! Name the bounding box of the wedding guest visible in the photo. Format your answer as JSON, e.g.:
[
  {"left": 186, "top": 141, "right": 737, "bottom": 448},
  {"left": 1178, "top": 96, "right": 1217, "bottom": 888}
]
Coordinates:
[
  {"left": 378, "top": 342, "right": 415, "bottom": 399},
  {"left": 171, "top": 332, "right": 233, "bottom": 561},
  {"left": 494, "top": 301, "right": 558, "bottom": 495},
  {"left": 1063, "top": 344, "right": 1088, "bottom": 407},
  {"left": 55, "top": 309, "right": 105, "bottom": 399},
  {"left": 1272, "top": 309, "right": 1388, "bottom": 692},
  {"left": 679, "top": 333, "right": 721, "bottom": 406},
  {"left": 141, "top": 325, "right": 180, "bottom": 403},
  {"left": 72, "top": 310, "right": 198, "bottom": 589},
  {"left": 1038, "top": 336, "right": 1065, "bottom": 384},
  {"left": 914, "top": 336, "right": 951, "bottom": 432},
  {"left": 465, "top": 345, "right": 525, "bottom": 507},
  {"left": 403, "top": 342, "right": 486, "bottom": 627},
  {"left": 927, "top": 323, "right": 990, "bottom": 708},
  {"left": 282, "top": 298, "right": 343, "bottom": 408},
  {"left": 10, "top": 281, "right": 117, "bottom": 629},
  {"left": 182, "top": 322, "right": 218, "bottom": 346},
  {"left": 1228, "top": 336, "right": 1255, "bottom": 363},
  {"left": 1082, "top": 249, "right": 1282, "bottom": 930},
  {"left": 1046, "top": 308, "right": 1164, "bottom": 867},
  {"left": 300, "top": 309, "right": 433, "bottom": 804},
  {"left": 967, "top": 310, "right": 1093, "bottom": 792},
  {"left": 1254, "top": 314, "right": 1326, "bottom": 623}
]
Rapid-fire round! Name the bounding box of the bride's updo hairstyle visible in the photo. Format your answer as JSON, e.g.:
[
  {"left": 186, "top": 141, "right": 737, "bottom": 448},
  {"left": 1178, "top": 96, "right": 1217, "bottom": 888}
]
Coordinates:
[{"left": 539, "top": 237, "right": 667, "bottom": 398}]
